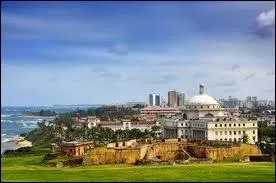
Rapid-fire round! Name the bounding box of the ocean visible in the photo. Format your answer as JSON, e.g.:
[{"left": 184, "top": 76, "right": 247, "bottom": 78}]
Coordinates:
[{"left": 1, "top": 105, "right": 101, "bottom": 153}]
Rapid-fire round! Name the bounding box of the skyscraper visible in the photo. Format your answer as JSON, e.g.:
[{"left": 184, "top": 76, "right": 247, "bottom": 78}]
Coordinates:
[
  {"left": 149, "top": 94, "right": 153, "bottom": 106},
  {"left": 149, "top": 93, "right": 160, "bottom": 106},
  {"left": 168, "top": 90, "right": 177, "bottom": 107},
  {"left": 177, "top": 92, "right": 185, "bottom": 106},
  {"left": 155, "top": 95, "right": 160, "bottom": 106}
]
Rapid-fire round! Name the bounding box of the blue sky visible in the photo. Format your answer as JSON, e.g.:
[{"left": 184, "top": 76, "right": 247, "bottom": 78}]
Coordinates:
[{"left": 1, "top": 1, "right": 275, "bottom": 106}]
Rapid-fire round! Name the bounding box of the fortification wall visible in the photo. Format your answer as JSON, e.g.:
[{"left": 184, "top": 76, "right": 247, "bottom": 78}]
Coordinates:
[
  {"left": 152, "top": 143, "right": 181, "bottom": 161},
  {"left": 206, "top": 144, "right": 262, "bottom": 161},
  {"left": 83, "top": 141, "right": 262, "bottom": 165},
  {"left": 84, "top": 147, "right": 140, "bottom": 165}
]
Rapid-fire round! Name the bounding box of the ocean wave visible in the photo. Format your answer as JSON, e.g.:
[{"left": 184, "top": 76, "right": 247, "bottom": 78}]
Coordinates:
[
  {"left": 1, "top": 134, "right": 7, "bottom": 137},
  {"left": 1, "top": 119, "right": 13, "bottom": 123},
  {"left": 1, "top": 137, "right": 16, "bottom": 143},
  {"left": 1, "top": 114, "right": 11, "bottom": 118},
  {"left": 1, "top": 135, "right": 19, "bottom": 143}
]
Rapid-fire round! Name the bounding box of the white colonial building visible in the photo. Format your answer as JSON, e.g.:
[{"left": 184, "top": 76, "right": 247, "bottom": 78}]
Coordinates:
[{"left": 159, "top": 84, "right": 258, "bottom": 144}]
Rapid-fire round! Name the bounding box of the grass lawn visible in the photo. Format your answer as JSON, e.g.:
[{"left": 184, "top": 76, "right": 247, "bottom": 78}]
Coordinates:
[{"left": 1, "top": 155, "right": 275, "bottom": 182}]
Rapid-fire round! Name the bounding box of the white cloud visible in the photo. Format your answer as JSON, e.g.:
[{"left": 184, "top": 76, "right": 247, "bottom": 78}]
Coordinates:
[{"left": 257, "top": 8, "right": 275, "bottom": 27}]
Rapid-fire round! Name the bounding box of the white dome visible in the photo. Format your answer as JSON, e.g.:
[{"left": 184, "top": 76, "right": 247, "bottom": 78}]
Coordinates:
[{"left": 187, "top": 94, "right": 219, "bottom": 105}]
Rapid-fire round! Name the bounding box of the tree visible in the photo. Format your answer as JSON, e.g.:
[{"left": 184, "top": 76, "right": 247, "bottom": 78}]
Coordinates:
[
  {"left": 242, "top": 134, "right": 249, "bottom": 144},
  {"left": 151, "top": 125, "right": 161, "bottom": 132}
]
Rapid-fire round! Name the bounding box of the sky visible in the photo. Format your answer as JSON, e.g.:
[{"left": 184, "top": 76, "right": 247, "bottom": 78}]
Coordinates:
[{"left": 1, "top": 1, "right": 275, "bottom": 106}]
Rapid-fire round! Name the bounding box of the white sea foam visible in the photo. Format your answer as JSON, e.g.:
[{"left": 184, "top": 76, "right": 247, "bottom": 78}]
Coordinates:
[
  {"left": 1, "top": 138, "right": 12, "bottom": 143},
  {"left": 1, "top": 114, "right": 11, "bottom": 118},
  {"left": 1, "top": 119, "right": 13, "bottom": 123},
  {"left": 1, "top": 134, "right": 7, "bottom": 137}
]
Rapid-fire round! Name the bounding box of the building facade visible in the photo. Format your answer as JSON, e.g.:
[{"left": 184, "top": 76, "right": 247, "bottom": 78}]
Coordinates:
[
  {"left": 168, "top": 90, "right": 177, "bottom": 107},
  {"left": 160, "top": 84, "right": 258, "bottom": 144},
  {"left": 149, "top": 94, "right": 160, "bottom": 106},
  {"left": 177, "top": 92, "right": 185, "bottom": 107}
]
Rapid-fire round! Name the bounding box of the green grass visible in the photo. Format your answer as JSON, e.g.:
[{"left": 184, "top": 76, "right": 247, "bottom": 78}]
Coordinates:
[{"left": 1, "top": 155, "right": 275, "bottom": 182}]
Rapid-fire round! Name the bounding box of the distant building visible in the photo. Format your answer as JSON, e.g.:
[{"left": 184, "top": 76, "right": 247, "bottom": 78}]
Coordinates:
[
  {"left": 149, "top": 94, "right": 154, "bottom": 106},
  {"left": 247, "top": 96, "right": 252, "bottom": 103},
  {"left": 149, "top": 94, "right": 160, "bottom": 106},
  {"left": 126, "top": 102, "right": 147, "bottom": 107},
  {"left": 220, "top": 96, "right": 240, "bottom": 108},
  {"left": 177, "top": 92, "right": 185, "bottom": 107},
  {"left": 160, "top": 84, "right": 258, "bottom": 144},
  {"left": 140, "top": 106, "right": 180, "bottom": 116},
  {"left": 155, "top": 95, "right": 161, "bottom": 106},
  {"left": 168, "top": 90, "right": 177, "bottom": 107},
  {"left": 252, "top": 96, "right": 257, "bottom": 103}
]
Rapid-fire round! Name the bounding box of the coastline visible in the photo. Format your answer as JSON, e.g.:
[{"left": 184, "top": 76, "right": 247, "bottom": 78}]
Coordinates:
[{"left": 1, "top": 137, "right": 32, "bottom": 154}]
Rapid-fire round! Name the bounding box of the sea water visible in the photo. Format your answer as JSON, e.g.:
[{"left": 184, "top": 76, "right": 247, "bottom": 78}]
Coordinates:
[
  {"left": 1, "top": 105, "right": 101, "bottom": 153},
  {"left": 1, "top": 106, "right": 74, "bottom": 153}
]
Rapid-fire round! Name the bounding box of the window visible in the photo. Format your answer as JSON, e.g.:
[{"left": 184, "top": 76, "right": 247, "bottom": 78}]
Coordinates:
[
  {"left": 230, "top": 118, "right": 232, "bottom": 121},
  {"left": 215, "top": 124, "right": 217, "bottom": 127},
  {"left": 220, "top": 124, "right": 222, "bottom": 127},
  {"left": 225, "top": 131, "right": 227, "bottom": 135},
  {"left": 224, "top": 138, "right": 227, "bottom": 141},
  {"left": 229, "top": 138, "right": 232, "bottom": 141},
  {"left": 234, "top": 124, "right": 236, "bottom": 127},
  {"left": 234, "top": 131, "right": 236, "bottom": 135},
  {"left": 201, "top": 106, "right": 203, "bottom": 108},
  {"left": 229, "top": 131, "right": 232, "bottom": 135},
  {"left": 238, "top": 131, "right": 241, "bottom": 135},
  {"left": 253, "top": 123, "right": 255, "bottom": 126},
  {"left": 220, "top": 131, "right": 222, "bottom": 135},
  {"left": 229, "top": 124, "right": 231, "bottom": 127},
  {"left": 215, "top": 131, "right": 218, "bottom": 135},
  {"left": 243, "top": 131, "right": 246, "bottom": 134},
  {"left": 181, "top": 123, "right": 183, "bottom": 126},
  {"left": 253, "top": 136, "right": 256, "bottom": 141},
  {"left": 253, "top": 130, "right": 255, "bottom": 134},
  {"left": 243, "top": 124, "right": 245, "bottom": 126},
  {"left": 234, "top": 138, "right": 237, "bottom": 142},
  {"left": 185, "top": 123, "right": 188, "bottom": 126},
  {"left": 238, "top": 124, "right": 240, "bottom": 127},
  {"left": 208, "top": 106, "right": 210, "bottom": 108},
  {"left": 224, "top": 124, "right": 227, "bottom": 127},
  {"left": 220, "top": 138, "right": 223, "bottom": 141}
]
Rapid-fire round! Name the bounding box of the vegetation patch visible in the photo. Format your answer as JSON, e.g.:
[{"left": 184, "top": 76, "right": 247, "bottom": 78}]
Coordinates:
[{"left": 1, "top": 155, "right": 275, "bottom": 182}]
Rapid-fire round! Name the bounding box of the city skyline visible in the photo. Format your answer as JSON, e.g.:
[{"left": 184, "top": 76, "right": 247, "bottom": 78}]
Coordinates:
[{"left": 2, "top": 1, "right": 275, "bottom": 106}]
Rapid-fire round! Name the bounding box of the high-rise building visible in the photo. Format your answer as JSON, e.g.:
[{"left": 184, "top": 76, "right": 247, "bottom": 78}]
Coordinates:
[
  {"left": 149, "top": 94, "right": 154, "bottom": 106},
  {"left": 149, "top": 94, "right": 160, "bottom": 106},
  {"left": 155, "top": 95, "right": 160, "bottom": 106},
  {"left": 246, "top": 96, "right": 252, "bottom": 102},
  {"left": 177, "top": 92, "right": 185, "bottom": 106},
  {"left": 168, "top": 90, "right": 177, "bottom": 107}
]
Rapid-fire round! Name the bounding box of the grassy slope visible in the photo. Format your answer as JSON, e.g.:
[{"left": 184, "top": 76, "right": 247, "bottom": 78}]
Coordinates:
[{"left": 1, "top": 155, "right": 275, "bottom": 182}]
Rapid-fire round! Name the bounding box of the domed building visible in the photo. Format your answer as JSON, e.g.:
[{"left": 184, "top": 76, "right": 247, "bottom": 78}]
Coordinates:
[
  {"left": 159, "top": 84, "right": 258, "bottom": 144},
  {"left": 181, "top": 83, "right": 227, "bottom": 119}
]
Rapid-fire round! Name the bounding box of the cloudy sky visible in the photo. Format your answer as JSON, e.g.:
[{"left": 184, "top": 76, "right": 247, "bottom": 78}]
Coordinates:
[{"left": 1, "top": 1, "right": 275, "bottom": 106}]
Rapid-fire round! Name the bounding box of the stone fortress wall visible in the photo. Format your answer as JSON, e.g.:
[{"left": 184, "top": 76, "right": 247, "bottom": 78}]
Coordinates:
[{"left": 83, "top": 138, "right": 262, "bottom": 165}]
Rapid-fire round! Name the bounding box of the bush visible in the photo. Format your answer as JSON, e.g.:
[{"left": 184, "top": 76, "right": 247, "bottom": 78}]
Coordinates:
[{"left": 2, "top": 147, "right": 51, "bottom": 157}]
